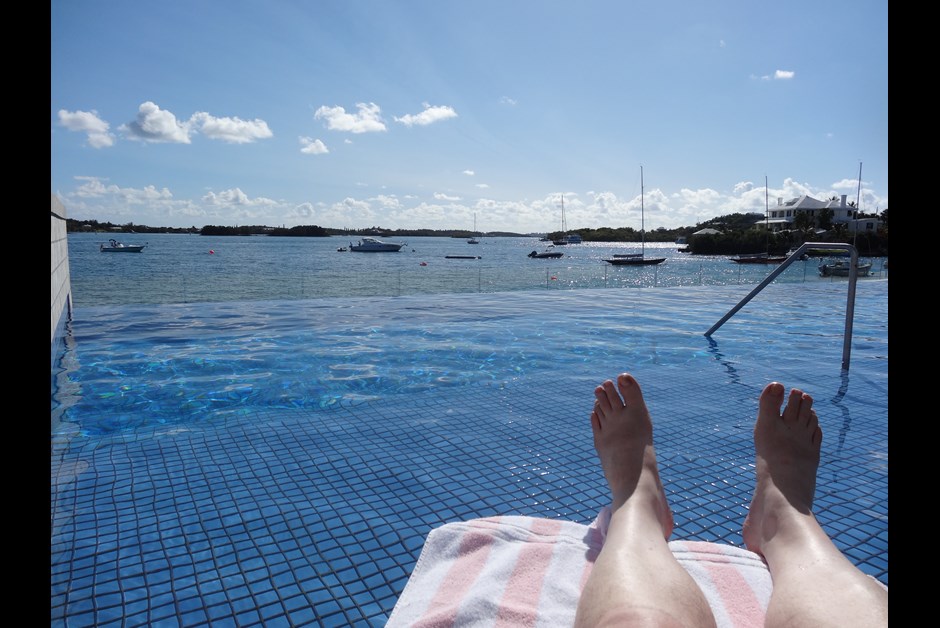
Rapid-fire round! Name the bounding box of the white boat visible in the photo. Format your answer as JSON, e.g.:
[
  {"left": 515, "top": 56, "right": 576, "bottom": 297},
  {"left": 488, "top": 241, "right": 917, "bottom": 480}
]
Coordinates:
[
  {"left": 348, "top": 237, "right": 406, "bottom": 252},
  {"left": 604, "top": 166, "right": 665, "bottom": 266},
  {"left": 528, "top": 247, "right": 564, "bottom": 259},
  {"left": 467, "top": 213, "right": 480, "bottom": 244},
  {"left": 818, "top": 260, "right": 872, "bottom": 277},
  {"left": 100, "top": 238, "right": 146, "bottom": 252},
  {"left": 551, "top": 195, "right": 581, "bottom": 245}
]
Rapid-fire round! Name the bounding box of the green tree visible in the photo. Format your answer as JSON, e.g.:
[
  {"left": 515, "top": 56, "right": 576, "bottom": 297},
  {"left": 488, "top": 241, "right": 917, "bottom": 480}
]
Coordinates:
[{"left": 792, "top": 211, "right": 814, "bottom": 232}]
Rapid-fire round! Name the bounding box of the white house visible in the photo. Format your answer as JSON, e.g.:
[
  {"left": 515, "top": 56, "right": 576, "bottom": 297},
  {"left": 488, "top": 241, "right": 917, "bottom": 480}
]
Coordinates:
[{"left": 764, "top": 194, "right": 882, "bottom": 234}]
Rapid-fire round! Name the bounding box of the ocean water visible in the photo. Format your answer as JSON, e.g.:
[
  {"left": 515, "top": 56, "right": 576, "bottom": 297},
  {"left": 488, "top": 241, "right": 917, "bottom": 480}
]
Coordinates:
[
  {"left": 66, "top": 232, "right": 887, "bottom": 305},
  {"left": 52, "top": 235, "right": 888, "bottom": 626}
]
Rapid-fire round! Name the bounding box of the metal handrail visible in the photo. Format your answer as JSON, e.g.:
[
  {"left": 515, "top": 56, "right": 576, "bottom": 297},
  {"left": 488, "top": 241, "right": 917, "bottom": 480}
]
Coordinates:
[{"left": 704, "top": 243, "right": 861, "bottom": 370}]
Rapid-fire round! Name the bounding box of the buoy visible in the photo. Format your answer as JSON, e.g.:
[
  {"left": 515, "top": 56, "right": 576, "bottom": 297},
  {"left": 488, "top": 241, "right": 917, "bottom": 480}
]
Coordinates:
[
  {"left": 209, "top": 250, "right": 215, "bottom": 254},
  {"left": 419, "top": 261, "right": 428, "bottom": 266},
  {"left": 550, "top": 276, "right": 557, "bottom": 280}
]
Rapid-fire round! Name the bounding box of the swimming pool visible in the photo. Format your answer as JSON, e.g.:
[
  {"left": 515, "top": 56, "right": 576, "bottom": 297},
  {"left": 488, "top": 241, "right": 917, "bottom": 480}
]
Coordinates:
[{"left": 51, "top": 280, "right": 888, "bottom": 626}]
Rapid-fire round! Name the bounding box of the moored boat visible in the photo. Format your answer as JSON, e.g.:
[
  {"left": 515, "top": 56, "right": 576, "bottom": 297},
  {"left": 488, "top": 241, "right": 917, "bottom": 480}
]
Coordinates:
[
  {"left": 603, "top": 166, "right": 666, "bottom": 266},
  {"left": 349, "top": 237, "right": 406, "bottom": 252},
  {"left": 730, "top": 252, "right": 786, "bottom": 264},
  {"left": 818, "top": 260, "right": 872, "bottom": 277},
  {"left": 100, "top": 239, "right": 145, "bottom": 252},
  {"left": 528, "top": 249, "right": 564, "bottom": 259}
]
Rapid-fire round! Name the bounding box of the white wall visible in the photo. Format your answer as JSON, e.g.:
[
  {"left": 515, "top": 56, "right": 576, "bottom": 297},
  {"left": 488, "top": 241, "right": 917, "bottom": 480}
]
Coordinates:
[{"left": 51, "top": 194, "right": 71, "bottom": 362}]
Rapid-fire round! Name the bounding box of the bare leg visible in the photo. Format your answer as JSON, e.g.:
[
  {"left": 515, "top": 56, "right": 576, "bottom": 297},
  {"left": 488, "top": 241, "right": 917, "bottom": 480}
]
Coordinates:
[
  {"left": 575, "top": 373, "right": 716, "bottom": 628},
  {"left": 743, "top": 382, "right": 888, "bottom": 627}
]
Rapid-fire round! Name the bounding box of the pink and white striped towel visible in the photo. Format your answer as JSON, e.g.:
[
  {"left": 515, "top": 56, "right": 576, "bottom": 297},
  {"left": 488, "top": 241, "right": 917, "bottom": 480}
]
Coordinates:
[{"left": 386, "top": 507, "right": 773, "bottom": 628}]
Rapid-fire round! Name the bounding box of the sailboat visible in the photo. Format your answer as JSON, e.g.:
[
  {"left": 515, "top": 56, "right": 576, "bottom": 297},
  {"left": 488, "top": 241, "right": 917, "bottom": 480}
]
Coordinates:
[
  {"left": 730, "top": 176, "right": 785, "bottom": 264},
  {"left": 552, "top": 195, "right": 582, "bottom": 245},
  {"left": 604, "top": 166, "right": 666, "bottom": 266},
  {"left": 467, "top": 213, "right": 480, "bottom": 244}
]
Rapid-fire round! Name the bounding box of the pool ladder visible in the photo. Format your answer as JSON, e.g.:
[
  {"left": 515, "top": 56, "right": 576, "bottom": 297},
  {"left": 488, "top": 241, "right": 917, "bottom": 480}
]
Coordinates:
[{"left": 705, "top": 243, "right": 863, "bottom": 371}]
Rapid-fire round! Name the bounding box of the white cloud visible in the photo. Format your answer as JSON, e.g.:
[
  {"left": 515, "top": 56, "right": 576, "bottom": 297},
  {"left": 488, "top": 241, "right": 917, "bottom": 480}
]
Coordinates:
[
  {"left": 499, "top": 96, "right": 517, "bottom": 106},
  {"left": 58, "top": 109, "right": 115, "bottom": 148},
  {"left": 732, "top": 181, "right": 754, "bottom": 194},
  {"left": 121, "top": 101, "right": 192, "bottom": 143},
  {"left": 719, "top": 39, "right": 726, "bottom": 48},
  {"left": 774, "top": 70, "right": 795, "bottom": 80},
  {"left": 463, "top": 170, "right": 475, "bottom": 176},
  {"left": 475, "top": 183, "right": 489, "bottom": 189},
  {"left": 314, "top": 103, "right": 387, "bottom": 133},
  {"left": 288, "top": 202, "right": 317, "bottom": 220},
  {"left": 71, "top": 176, "right": 173, "bottom": 203},
  {"left": 371, "top": 194, "right": 403, "bottom": 209},
  {"left": 395, "top": 103, "right": 458, "bottom": 127},
  {"left": 299, "top": 137, "right": 329, "bottom": 154},
  {"left": 433, "top": 192, "right": 461, "bottom": 201},
  {"left": 190, "top": 112, "right": 273, "bottom": 143},
  {"left": 202, "top": 188, "right": 277, "bottom": 207}
]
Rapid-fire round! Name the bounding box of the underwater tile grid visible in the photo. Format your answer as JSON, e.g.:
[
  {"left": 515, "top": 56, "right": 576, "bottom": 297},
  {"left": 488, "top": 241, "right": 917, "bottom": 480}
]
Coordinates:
[{"left": 51, "top": 281, "right": 888, "bottom": 626}]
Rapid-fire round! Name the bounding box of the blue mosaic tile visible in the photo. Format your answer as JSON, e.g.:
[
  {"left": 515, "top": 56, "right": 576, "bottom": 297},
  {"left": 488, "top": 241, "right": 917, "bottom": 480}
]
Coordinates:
[{"left": 51, "top": 285, "right": 888, "bottom": 625}]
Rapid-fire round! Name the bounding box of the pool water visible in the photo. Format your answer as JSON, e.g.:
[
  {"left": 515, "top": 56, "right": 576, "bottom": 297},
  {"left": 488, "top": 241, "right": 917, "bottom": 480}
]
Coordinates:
[{"left": 51, "top": 281, "right": 888, "bottom": 626}]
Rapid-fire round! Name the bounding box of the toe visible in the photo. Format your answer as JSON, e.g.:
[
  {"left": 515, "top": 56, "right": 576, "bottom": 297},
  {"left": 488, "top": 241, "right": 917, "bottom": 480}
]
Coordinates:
[
  {"left": 759, "top": 382, "right": 785, "bottom": 417},
  {"left": 616, "top": 373, "right": 644, "bottom": 408},
  {"left": 782, "top": 388, "right": 806, "bottom": 425}
]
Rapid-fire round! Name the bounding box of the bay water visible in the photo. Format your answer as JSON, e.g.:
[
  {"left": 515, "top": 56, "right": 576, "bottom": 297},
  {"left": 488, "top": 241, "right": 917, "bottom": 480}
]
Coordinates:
[{"left": 67, "top": 232, "right": 887, "bottom": 306}]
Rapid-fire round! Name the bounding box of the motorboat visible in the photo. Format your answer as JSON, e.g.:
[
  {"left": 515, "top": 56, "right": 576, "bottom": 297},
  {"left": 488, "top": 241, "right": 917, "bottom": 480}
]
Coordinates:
[
  {"left": 100, "top": 238, "right": 145, "bottom": 252},
  {"left": 528, "top": 249, "right": 564, "bottom": 259},
  {"left": 818, "top": 260, "right": 872, "bottom": 277},
  {"left": 729, "top": 252, "right": 786, "bottom": 264},
  {"left": 789, "top": 246, "right": 850, "bottom": 258},
  {"left": 348, "top": 237, "right": 406, "bottom": 252}
]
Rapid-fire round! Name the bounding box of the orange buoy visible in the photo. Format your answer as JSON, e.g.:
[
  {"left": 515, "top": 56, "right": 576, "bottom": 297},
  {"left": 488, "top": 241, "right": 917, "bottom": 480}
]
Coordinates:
[{"left": 209, "top": 250, "right": 215, "bottom": 254}]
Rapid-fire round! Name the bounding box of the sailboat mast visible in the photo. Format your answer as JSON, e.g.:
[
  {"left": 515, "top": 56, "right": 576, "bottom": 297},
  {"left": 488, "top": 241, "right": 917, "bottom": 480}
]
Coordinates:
[
  {"left": 765, "top": 175, "right": 769, "bottom": 252},
  {"left": 854, "top": 161, "right": 862, "bottom": 247},
  {"left": 640, "top": 166, "right": 645, "bottom": 254}
]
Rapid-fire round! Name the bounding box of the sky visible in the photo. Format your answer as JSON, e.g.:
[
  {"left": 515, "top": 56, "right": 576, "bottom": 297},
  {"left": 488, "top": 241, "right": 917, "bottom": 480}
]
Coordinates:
[{"left": 51, "top": 0, "right": 888, "bottom": 234}]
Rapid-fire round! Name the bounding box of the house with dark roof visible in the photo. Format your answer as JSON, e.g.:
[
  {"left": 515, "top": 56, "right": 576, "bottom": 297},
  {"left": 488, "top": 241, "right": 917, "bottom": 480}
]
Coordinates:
[{"left": 765, "top": 194, "right": 882, "bottom": 234}]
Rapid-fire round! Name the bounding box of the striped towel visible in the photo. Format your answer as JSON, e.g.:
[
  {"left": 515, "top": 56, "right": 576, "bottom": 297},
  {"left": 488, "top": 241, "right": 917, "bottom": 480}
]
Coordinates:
[{"left": 387, "top": 507, "right": 773, "bottom": 628}]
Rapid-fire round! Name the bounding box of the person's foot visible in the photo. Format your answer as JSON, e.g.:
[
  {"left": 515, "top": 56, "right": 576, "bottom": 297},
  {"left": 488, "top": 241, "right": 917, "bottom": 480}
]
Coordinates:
[
  {"left": 591, "top": 373, "right": 673, "bottom": 539},
  {"left": 742, "top": 382, "right": 822, "bottom": 556}
]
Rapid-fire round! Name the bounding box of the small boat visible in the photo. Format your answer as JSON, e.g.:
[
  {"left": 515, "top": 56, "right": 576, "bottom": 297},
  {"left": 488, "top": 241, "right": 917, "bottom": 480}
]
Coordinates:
[
  {"left": 551, "top": 196, "right": 582, "bottom": 245},
  {"left": 818, "top": 261, "right": 872, "bottom": 277},
  {"left": 528, "top": 249, "right": 564, "bottom": 259},
  {"left": 728, "top": 178, "right": 784, "bottom": 265},
  {"left": 100, "top": 238, "right": 145, "bottom": 252},
  {"left": 605, "top": 257, "right": 667, "bottom": 266},
  {"left": 467, "top": 213, "right": 481, "bottom": 244},
  {"left": 604, "top": 166, "right": 666, "bottom": 266},
  {"left": 337, "top": 247, "right": 348, "bottom": 252},
  {"left": 789, "top": 246, "right": 850, "bottom": 258},
  {"left": 445, "top": 255, "right": 481, "bottom": 259},
  {"left": 730, "top": 252, "right": 786, "bottom": 264},
  {"left": 348, "top": 237, "right": 406, "bottom": 252}
]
